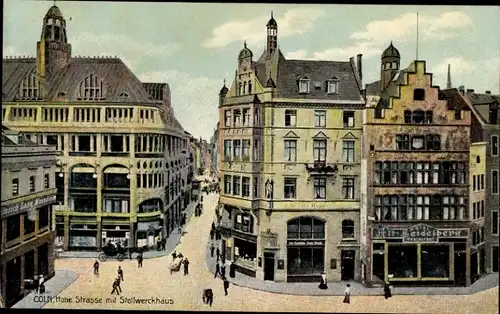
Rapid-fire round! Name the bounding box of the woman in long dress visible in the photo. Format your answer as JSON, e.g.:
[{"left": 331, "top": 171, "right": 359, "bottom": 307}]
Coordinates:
[
  {"left": 343, "top": 283, "right": 351, "bottom": 304},
  {"left": 318, "top": 272, "right": 328, "bottom": 289}
]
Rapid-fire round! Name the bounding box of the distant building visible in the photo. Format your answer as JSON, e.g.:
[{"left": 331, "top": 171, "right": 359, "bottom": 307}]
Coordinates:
[
  {"left": 2, "top": 5, "right": 191, "bottom": 251},
  {"left": 1, "top": 128, "right": 58, "bottom": 307},
  {"left": 463, "top": 90, "right": 500, "bottom": 277},
  {"left": 362, "top": 43, "right": 475, "bottom": 286},
  {"left": 217, "top": 13, "right": 365, "bottom": 282}
]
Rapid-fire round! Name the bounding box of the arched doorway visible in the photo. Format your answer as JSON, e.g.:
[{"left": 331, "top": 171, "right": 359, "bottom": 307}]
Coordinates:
[{"left": 286, "top": 216, "right": 326, "bottom": 282}]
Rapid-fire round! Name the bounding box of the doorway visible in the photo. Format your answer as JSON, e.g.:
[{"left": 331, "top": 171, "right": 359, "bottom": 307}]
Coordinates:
[
  {"left": 341, "top": 250, "right": 355, "bottom": 281},
  {"left": 454, "top": 252, "right": 466, "bottom": 286},
  {"left": 264, "top": 252, "right": 275, "bottom": 281}
]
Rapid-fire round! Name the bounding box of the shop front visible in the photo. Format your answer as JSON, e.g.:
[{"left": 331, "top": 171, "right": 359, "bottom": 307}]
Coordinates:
[
  {"left": 136, "top": 220, "right": 162, "bottom": 248},
  {"left": 233, "top": 234, "right": 258, "bottom": 277},
  {"left": 101, "top": 224, "right": 131, "bottom": 248},
  {"left": 68, "top": 220, "right": 98, "bottom": 251},
  {"left": 371, "top": 224, "right": 469, "bottom": 286}
]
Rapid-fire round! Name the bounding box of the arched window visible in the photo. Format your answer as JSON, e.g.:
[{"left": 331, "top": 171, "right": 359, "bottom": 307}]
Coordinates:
[
  {"left": 238, "top": 83, "right": 242, "bottom": 96},
  {"left": 77, "top": 73, "right": 106, "bottom": 100},
  {"left": 55, "top": 19, "right": 61, "bottom": 26},
  {"left": 234, "top": 213, "right": 253, "bottom": 233},
  {"left": 47, "top": 18, "right": 53, "bottom": 25},
  {"left": 341, "top": 220, "right": 355, "bottom": 239},
  {"left": 287, "top": 216, "right": 325, "bottom": 239},
  {"left": 248, "top": 81, "right": 252, "bottom": 94},
  {"left": 243, "top": 81, "right": 247, "bottom": 95},
  {"left": 17, "top": 72, "right": 41, "bottom": 100}
]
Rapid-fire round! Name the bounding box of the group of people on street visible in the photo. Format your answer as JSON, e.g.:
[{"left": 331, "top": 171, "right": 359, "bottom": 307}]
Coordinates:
[
  {"left": 209, "top": 222, "right": 222, "bottom": 241},
  {"left": 156, "top": 237, "right": 168, "bottom": 251},
  {"left": 111, "top": 266, "right": 124, "bottom": 295},
  {"left": 195, "top": 202, "right": 203, "bottom": 217}
]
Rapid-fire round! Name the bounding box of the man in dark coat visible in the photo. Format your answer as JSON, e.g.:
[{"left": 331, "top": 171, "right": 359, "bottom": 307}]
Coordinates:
[
  {"left": 216, "top": 247, "right": 220, "bottom": 261},
  {"left": 210, "top": 229, "right": 215, "bottom": 240},
  {"left": 384, "top": 282, "right": 392, "bottom": 299},
  {"left": 202, "top": 289, "right": 213, "bottom": 306},
  {"left": 220, "top": 265, "right": 226, "bottom": 279},
  {"left": 214, "top": 262, "right": 220, "bottom": 278},
  {"left": 172, "top": 250, "right": 177, "bottom": 260},
  {"left": 93, "top": 261, "right": 99, "bottom": 275},
  {"left": 137, "top": 252, "right": 143, "bottom": 268},
  {"left": 223, "top": 277, "right": 230, "bottom": 296},
  {"left": 183, "top": 258, "right": 190, "bottom": 276},
  {"left": 211, "top": 222, "right": 216, "bottom": 231},
  {"left": 210, "top": 244, "right": 215, "bottom": 257},
  {"left": 111, "top": 278, "right": 120, "bottom": 295},
  {"left": 117, "top": 266, "right": 124, "bottom": 281}
]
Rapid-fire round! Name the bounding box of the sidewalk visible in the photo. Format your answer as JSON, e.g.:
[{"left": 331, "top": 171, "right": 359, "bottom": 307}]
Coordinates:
[
  {"left": 58, "top": 199, "right": 198, "bottom": 260},
  {"left": 205, "top": 237, "right": 498, "bottom": 296},
  {"left": 12, "top": 270, "right": 79, "bottom": 309}
]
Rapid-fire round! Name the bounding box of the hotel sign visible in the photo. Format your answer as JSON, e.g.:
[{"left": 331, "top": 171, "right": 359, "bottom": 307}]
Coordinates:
[
  {"left": 1, "top": 194, "right": 57, "bottom": 219},
  {"left": 372, "top": 224, "right": 469, "bottom": 242},
  {"left": 287, "top": 240, "right": 325, "bottom": 246}
]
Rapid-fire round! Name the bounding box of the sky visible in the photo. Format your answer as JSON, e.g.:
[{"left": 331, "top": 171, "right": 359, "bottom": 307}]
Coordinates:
[{"left": 3, "top": 2, "right": 500, "bottom": 140}]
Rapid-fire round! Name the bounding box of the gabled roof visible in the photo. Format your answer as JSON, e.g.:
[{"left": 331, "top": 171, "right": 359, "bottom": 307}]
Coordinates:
[
  {"left": 440, "top": 88, "right": 470, "bottom": 111},
  {"left": 274, "top": 59, "right": 362, "bottom": 101},
  {"left": 2, "top": 57, "right": 155, "bottom": 103},
  {"left": 2, "top": 58, "right": 37, "bottom": 100},
  {"left": 464, "top": 92, "right": 500, "bottom": 125}
]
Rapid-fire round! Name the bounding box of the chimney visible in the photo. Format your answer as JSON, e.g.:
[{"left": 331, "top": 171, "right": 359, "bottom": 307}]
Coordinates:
[
  {"left": 485, "top": 91, "right": 491, "bottom": 94},
  {"left": 466, "top": 89, "right": 475, "bottom": 93},
  {"left": 458, "top": 85, "right": 465, "bottom": 95},
  {"left": 356, "top": 54, "right": 363, "bottom": 89}
]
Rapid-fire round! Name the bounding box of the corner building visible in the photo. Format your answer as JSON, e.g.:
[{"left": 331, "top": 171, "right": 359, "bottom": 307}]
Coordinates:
[
  {"left": 218, "top": 13, "right": 365, "bottom": 282},
  {"left": 2, "top": 5, "right": 192, "bottom": 251},
  {"left": 1, "top": 129, "right": 58, "bottom": 307},
  {"left": 361, "top": 43, "right": 474, "bottom": 286}
]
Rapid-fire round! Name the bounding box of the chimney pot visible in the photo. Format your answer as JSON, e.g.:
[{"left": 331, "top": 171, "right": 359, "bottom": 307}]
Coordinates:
[{"left": 485, "top": 91, "right": 491, "bottom": 94}]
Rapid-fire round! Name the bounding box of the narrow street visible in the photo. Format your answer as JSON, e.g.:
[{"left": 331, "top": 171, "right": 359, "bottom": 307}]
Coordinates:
[{"left": 43, "top": 186, "right": 498, "bottom": 313}]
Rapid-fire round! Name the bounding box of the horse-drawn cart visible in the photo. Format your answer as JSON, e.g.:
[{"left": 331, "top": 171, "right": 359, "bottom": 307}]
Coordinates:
[
  {"left": 98, "top": 242, "right": 127, "bottom": 262},
  {"left": 169, "top": 256, "right": 184, "bottom": 274}
]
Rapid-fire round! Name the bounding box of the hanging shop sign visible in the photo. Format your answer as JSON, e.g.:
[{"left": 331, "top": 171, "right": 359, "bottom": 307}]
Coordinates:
[
  {"left": 372, "top": 224, "right": 469, "bottom": 242},
  {"left": 1, "top": 194, "right": 57, "bottom": 218}
]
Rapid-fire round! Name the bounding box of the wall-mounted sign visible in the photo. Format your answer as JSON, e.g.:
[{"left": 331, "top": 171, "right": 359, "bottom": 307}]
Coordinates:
[
  {"left": 1, "top": 194, "right": 57, "bottom": 218},
  {"left": 330, "top": 258, "right": 337, "bottom": 269},
  {"left": 372, "top": 224, "right": 469, "bottom": 242},
  {"left": 277, "top": 259, "right": 285, "bottom": 270},
  {"left": 287, "top": 240, "right": 325, "bottom": 246}
]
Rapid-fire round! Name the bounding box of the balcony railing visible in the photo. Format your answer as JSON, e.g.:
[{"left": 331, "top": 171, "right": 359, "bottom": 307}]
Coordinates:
[{"left": 304, "top": 162, "right": 339, "bottom": 175}]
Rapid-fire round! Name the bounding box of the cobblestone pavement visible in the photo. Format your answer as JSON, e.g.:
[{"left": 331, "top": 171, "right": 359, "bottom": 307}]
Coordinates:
[
  {"left": 13, "top": 270, "right": 79, "bottom": 309},
  {"left": 41, "top": 190, "right": 498, "bottom": 313}
]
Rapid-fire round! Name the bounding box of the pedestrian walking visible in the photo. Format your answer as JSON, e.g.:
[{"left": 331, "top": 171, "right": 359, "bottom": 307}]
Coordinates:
[
  {"left": 117, "top": 266, "right": 124, "bottom": 281},
  {"left": 384, "top": 282, "right": 392, "bottom": 299},
  {"left": 116, "top": 277, "right": 122, "bottom": 293},
  {"left": 223, "top": 277, "right": 229, "bottom": 296},
  {"left": 183, "top": 258, "right": 190, "bottom": 276},
  {"left": 202, "top": 289, "right": 213, "bottom": 307},
  {"left": 210, "top": 244, "right": 215, "bottom": 257},
  {"left": 318, "top": 272, "right": 328, "bottom": 289},
  {"left": 216, "top": 247, "right": 220, "bottom": 261},
  {"left": 211, "top": 222, "right": 216, "bottom": 231},
  {"left": 220, "top": 265, "right": 226, "bottom": 279},
  {"left": 210, "top": 229, "right": 214, "bottom": 240},
  {"left": 162, "top": 239, "right": 166, "bottom": 251},
  {"left": 178, "top": 225, "right": 182, "bottom": 234},
  {"left": 93, "top": 261, "right": 99, "bottom": 275},
  {"left": 214, "top": 263, "right": 220, "bottom": 278},
  {"left": 111, "top": 278, "right": 120, "bottom": 295},
  {"left": 172, "top": 250, "right": 177, "bottom": 260},
  {"left": 343, "top": 284, "right": 351, "bottom": 304},
  {"left": 137, "top": 252, "right": 143, "bottom": 268}
]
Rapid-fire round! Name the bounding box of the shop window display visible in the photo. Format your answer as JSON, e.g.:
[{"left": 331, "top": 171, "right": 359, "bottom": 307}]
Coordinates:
[
  {"left": 421, "top": 245, "right": 449, "bottom": 277},
  {"left": 388, "top": 245, "right": 418, "bottom": 278}
]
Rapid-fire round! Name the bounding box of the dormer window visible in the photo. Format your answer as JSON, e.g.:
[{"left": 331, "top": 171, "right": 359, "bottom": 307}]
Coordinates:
[
  {"left": 298, "top": 77, "right": 310, "bottom": 94},
  {"left": 327, "top": 77, "right": 339, "bottom": 94},
  {"left": 118, "top": 93, "right": 129, "bottom": 101}
]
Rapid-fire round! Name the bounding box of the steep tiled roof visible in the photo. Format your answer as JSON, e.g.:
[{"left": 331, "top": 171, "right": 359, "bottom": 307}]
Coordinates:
[
  {"left": 2, "top": 58, "right": 37, "bottom": 100},
  {"left": 47, "top": 57, "right": 153, "bottom": 102},
  {"left": 274, "top": 59, "right": 362, "bottom": 101},
  {"left": 441, "top": 88, "right": 471, "bottom": 111},
  {"left": 2, "top": 57, "right": 154, "bottom": 103},
  {"left": 465, "top": 92, "right": 500, "bottom": 124}
]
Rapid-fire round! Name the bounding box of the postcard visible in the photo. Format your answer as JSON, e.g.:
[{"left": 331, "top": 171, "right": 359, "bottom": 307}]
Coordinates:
[{"left": 1, "top": 1, "right": 499, "bottom": 313}]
